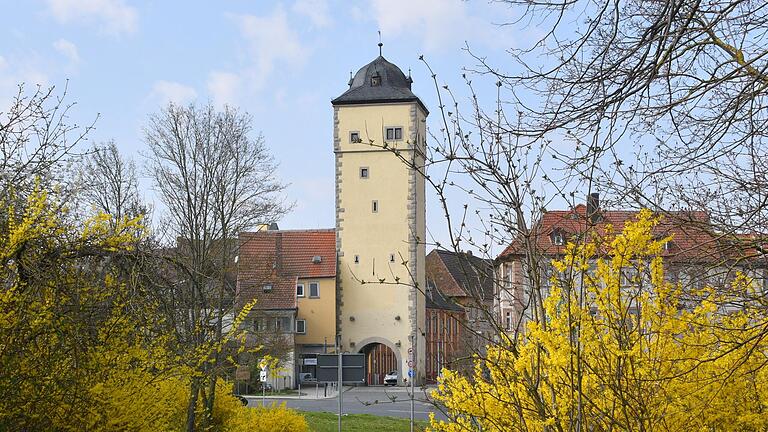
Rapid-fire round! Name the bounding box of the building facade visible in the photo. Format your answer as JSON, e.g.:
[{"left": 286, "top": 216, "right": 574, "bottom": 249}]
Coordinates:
[
  {"left": 332, "top": 54, "right": 428, "bottom": 384},
  {"left": 495, "top": 194, "right": 768, "bottom": 332},
  {"left": 236, "top": 228, "right": 337, "bottom": 389}
]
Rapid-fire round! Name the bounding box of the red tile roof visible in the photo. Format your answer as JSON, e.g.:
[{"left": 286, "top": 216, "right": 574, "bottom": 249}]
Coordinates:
[
  {"left": 497, "top": 204, "right": 756, "bottom": 264},
  {"left": 236, "top": 229, "right": 336, "bottom": 310}
]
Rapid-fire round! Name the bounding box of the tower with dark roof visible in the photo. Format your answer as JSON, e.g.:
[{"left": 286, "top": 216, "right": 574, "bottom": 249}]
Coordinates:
[{"left": 332, "top": 51, "right": 428, "bottom": 385}]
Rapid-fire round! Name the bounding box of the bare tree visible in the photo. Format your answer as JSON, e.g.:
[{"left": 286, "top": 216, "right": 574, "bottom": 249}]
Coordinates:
[
  {"left": 394, "top": 1, "right": 768, "bottom": 428},
  {"left": 78, "top": 140, "right": 146, "bottom": 223},
  {"left": 144, "top": 102, "right": 288, "bottom": 430},
  {"left": 0, "top": 83, "right": 94, "bottom": 201}
]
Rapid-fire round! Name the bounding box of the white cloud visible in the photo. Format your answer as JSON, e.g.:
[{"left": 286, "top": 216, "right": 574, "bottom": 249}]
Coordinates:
[
  {"left": 207, "top": 71, "right": 241, "bottom": 108},
  {"left": 53, "top": 39, "right": 80, "bottom": 65},
  {"left": 149, "top": 80, "right": 197, "bottom": 106},
  {"left": 230, "top": 7, "right": 308, "bottom": 89},
  {"left": 292, "top": 0, "right": 332, "bottom": 28},
  {"left": 46, "top": 0, "right": 138, "bottom": 35},
  {"left": 369, "top": 0, "right": 498, "bottom": 52}
]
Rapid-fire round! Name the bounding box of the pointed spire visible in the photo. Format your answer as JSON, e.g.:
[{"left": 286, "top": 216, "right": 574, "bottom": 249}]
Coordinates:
[
  {"left": 378, "top": 30, "right": 383, "bottom": 56},
  {"left": 348, "top": 70, "right": 353, "bottom": 87}
]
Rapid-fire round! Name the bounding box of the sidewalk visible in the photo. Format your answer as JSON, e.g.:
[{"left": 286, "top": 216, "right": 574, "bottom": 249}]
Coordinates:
[
  {"left": 240, "top": 384, "right": 440, "bottom": 401},
  {"left": 240, "top": 384, "right": 342, "bottom": 400}
]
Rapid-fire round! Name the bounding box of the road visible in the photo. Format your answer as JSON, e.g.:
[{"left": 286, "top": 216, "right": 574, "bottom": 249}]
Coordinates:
[{"left": 245, "top": 386, "right": 448, "bottom": 421}]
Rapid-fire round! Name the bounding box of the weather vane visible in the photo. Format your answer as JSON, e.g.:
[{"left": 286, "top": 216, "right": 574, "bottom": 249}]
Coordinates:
[{"left": 378, "top": 31, "right": 383, "bottom": 56}]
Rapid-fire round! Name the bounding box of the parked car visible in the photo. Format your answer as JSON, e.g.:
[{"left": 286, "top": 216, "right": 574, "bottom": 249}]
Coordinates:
[
  {"left": 384, "top": 370, "right": 398, "bottom": 386},
  {"left": 299, "top": 372, "right": 316, "bottom": 383}
]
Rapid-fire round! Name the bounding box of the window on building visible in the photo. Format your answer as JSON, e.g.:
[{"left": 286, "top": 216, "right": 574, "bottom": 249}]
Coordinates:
[
  {"left": 504, "top": 264, "right": 513, "bottom": 288},
  {"left": 385, "top": 127, "right": 403, "bottom": 141},
  {"left": 350, "top": 131, "right": 361, "bottom": 143},
  {"left": 372, "top": 200, "right": 378, "bottom": 213},
  {"left": 309, "top": 282, "right": 320, "bottom": 298},
  {"left": 389, "top": 253, "right": 395, "bottom": 263},
  {"left": 371, "top": 73, "right": 381, "bottom": 86},
  {"left": 262, "top": 283, "right": 273, "bottom": 293},
  {"left": 354, "top": 255, "right": 360, "bottom": 264},
  {"left": 505, "top": 311, "right": 512, "bottom": 330},
  {"left": 551, "top": 230, "right": 564, "bottom": 246},
  {"left": 253, "top": 318, "right": 266, "bottom": 331},
  {"left": 296, "top": 319, "right": 306, "bottom": 334},
  {"left": 275, "top": 316, "right": 291, "bottom": 332},
  {"left": 360, "top": 167, "right": 369, "bottom": 178},
  {"left": 296, "top": 283, "right": 305, "bottom": 297}
]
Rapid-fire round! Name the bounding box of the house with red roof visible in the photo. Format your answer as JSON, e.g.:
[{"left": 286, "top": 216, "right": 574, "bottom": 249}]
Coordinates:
[
  {"left": 496, "top": 194, "right": 768, "bottom": 332},
  {"left": 236, "top": 226, "right": 336, "bottom": 389}
]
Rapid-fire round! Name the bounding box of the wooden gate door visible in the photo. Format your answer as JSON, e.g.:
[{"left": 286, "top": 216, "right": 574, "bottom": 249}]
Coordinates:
[{"left": 364, "top": 343, "right": 396, "bottom": 385}]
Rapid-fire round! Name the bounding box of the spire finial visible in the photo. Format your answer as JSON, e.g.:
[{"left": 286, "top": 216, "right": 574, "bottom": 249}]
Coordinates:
[{"left": 378, "top": 31, "right": 383, "bottom": 56}]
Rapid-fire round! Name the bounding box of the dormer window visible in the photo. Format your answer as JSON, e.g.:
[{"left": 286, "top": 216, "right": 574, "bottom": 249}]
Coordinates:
[
  {"left": 371, "top": 73, "right": 381, "bottom": 86},
  {"left": 551, "top": 229, "right": 565, "bottom": 246},
  {"left": 263, "top": 283, "right": 273, "bottom": 293}
]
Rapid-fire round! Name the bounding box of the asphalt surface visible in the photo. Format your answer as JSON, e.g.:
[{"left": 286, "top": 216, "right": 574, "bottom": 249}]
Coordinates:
[{"left": 244, "top": 386, "right": 448, "bottom": 421}]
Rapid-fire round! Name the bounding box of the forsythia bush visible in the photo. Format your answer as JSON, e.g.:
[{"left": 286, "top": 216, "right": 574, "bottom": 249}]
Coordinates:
[
  {"left": 221, "top": 401, "right": 308, "bottom": 432},
  {"left": 430, "top": 210, "right": 768, "bottom": 432},
  {"left": 0, "top": 187, "right": 307, "bottom": 431}
]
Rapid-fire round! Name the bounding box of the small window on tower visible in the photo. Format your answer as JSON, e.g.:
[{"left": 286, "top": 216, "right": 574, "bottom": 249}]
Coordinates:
[
  {"left": 389, "top": 253, "right": 395, "bottom": 263},
  {"left": 350, "top": 131, "right": 360, "bottom": 143},
  {"left": 371, "top": 73, "right": 381, "bottom": 86},
  {"left": 360, "top": 167, "right": 369, "bottom": 179},
  {"left": 354, "top": 255, "right": 360, "bottom": 264},
  {"left": 372, "top": 200, "right": 378, "bottom": 213},
  {"left": 385, "top": 127, "right": 403, "bottom": 141}
]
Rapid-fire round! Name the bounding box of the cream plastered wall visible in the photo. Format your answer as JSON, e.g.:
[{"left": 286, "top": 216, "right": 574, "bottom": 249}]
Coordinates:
[
  {"left": 335, "top": 102, "right": 427, "bottom": 383},
  {"left": 295, "top": 277, "right": 336, "bottom": 346}
]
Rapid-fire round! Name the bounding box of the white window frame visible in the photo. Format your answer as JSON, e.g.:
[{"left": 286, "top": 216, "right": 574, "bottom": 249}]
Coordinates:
[
  {"left": 296, "top": 283, "right": 305, "bottom": 297},
  {"left": 309, "top": 282, "right": 320, "bottom": 298},
  {"left": 385, "top": 126, "right": 403, "bottom": 141},
  {"left": 296, "top": 319, "right": 306, "bottom": 334},
  {"left": 350, "top": 131, "right": 361, "bottom": 143}
]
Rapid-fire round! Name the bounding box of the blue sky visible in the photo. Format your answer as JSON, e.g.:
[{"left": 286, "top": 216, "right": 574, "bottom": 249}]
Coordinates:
[{"left": 0, "top": 0, "right": 528, "bottom": 251}]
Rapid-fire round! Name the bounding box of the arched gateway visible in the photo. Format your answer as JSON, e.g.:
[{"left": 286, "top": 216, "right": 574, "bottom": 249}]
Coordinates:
[{"left": 357, "top": 338, "right": 401, "bottom": 385}]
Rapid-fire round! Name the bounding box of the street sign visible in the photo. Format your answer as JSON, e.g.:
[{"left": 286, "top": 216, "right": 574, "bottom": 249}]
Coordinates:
[
  {"left": 408, "top": 369, "right": 414, "bottom": 377},
  {"left": 407, "top": 360, "right": 414, "bottom": 368},
  {"left": 303, "top": 357, "right": 318, "bottom": 366},
  {"left": 407, "top": 347, "right": 413, "bottom": 354},
  {"left": 259, "top": 370, "right": 268, "bottom": 382}
]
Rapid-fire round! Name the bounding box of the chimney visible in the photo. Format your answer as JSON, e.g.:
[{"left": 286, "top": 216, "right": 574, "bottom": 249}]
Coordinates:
[
  {"left": 587, "top": 193, "right": 600, "bottom": 224},
  {"left": 274, "top": 232, "right": 283, "bottom": 274}
]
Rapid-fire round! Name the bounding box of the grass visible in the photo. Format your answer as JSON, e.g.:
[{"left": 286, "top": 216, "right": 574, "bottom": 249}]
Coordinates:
[{"left": 303, "top": 411, "right": 430, "bottom": 432}]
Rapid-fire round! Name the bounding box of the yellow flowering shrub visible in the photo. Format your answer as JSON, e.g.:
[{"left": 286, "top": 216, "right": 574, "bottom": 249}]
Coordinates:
[
  {"left": 430, "top": 210, "right": 768, "bottom": 432},
  {"left": 0, "top": 186, "right": 307, "bottom": 431}
]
